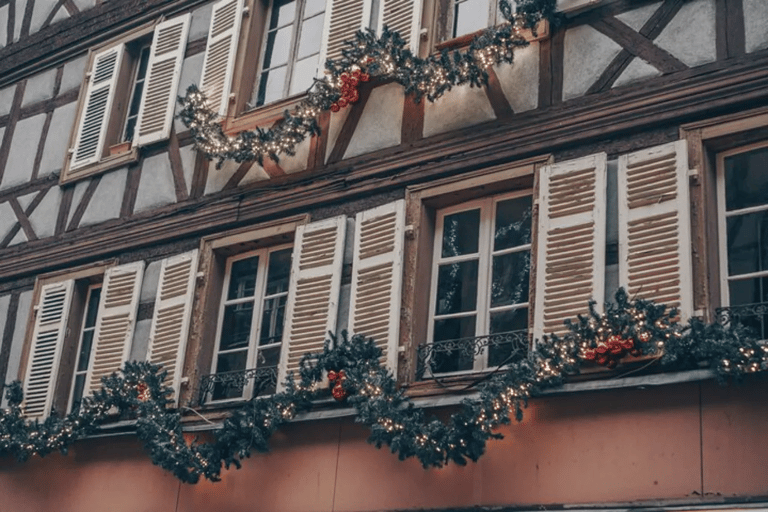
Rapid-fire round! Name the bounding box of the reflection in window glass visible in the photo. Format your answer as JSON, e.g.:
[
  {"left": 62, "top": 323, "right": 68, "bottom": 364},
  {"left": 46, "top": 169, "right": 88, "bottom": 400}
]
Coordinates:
[{"left": 70, "top": 285, "right": 102, "bottom": 412}]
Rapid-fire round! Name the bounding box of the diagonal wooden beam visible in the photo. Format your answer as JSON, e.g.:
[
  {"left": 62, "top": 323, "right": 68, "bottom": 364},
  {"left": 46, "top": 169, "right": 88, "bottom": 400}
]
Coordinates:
[
  {"left": 9, "top": 198, "right": 37, "bottom": 242},
  {"left": 586, "top": 0, "right": 685, "bottom": 94},
  {"left": 67, "top": 176, "right": 101, "bottom": 231},
  {"left": 484, "top": 66, "right": 514, "bottom": 120},
  {"left": 327, "top": 82, "right": 375, "bottom": 164},
  {"left": 223, "top": 161, "right": 254, "bottom": 190},
  {"left": 716, "top": 0, "right": 745, "bottom": 60},
  {"left": 167, "top": 128, "right": 190, "bottom": 202}
]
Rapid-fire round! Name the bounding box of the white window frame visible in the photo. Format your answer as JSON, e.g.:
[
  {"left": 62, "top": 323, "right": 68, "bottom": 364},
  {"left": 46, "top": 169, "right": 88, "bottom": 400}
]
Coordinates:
[
  {"left": 716, "top": 140, "right": 768, "bottom": 307},
  {"left": 427, "top": 189, "right": 532, "bottom": 375},
  {"left": 209, "top": 243, "right": 293, "bottom": 402}
]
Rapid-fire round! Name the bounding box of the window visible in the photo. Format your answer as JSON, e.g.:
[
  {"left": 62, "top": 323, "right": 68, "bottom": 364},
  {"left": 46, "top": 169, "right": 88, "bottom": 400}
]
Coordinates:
[
  {"left": 68, "top": 284, "right": 102, "bottom": 412},
  {"left": 210, "top": 246, "right": 292, "bottom": 400},
  {"left": 62, "top": 15, "right": 190, "bottom": 182},
  {"left": 252, "top": 0, "right": 327, "bottom": 107},
  {"left": 717, "top": 142, "right": 768, "bottom": 339},
  {"left": 434, "top": 0, "right": 509, "bottom": 45},
  {"left": 426, "top": 192, "right": 532, "bottom": 375}
]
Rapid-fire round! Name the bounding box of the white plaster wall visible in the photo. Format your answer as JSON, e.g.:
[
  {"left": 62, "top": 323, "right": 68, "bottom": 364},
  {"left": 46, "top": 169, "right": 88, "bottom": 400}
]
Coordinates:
[
  {"left": 744, "top": 0, "right": 768, "bottom": 53},
  {"left": 205, "top": 159, "right": 239, "bottom": 195},
  {"left": 12, "top": 0, "right": 26, "bottom": 43},
  {"left": 16, "top": 191, "right": 35, "bottom": 210},
  {"left": 67, "top": 179, "right": 89, "bottom": 226},
  {"left": 0, "top": 86, "right": 15, "bottom": 116},
  {"left": 21, "top": 68, "right": 56, "bottom": 107},
  {"left": 174, "top": 53, "right": 205, "bottom": 134},
  {"left": 134, "top": 152, "right": 177, "bottom": 213},
  {"left": 615, "top": 2, "right": 660, "bottom": 32},
  {"left": 140, "top": 260, "right": 162, "bottom": 303},
  {"left": 345, "top": 83, "right": 403, "bottom": 159},
  {"left": 28, "top": 187, "right": 62, "bottom": 239},
  {"left": 423, "top": 82, "right": 495, "bottom": 138},
  {"left": 279, "top": 137, "right": 311, "bottom": 175},
  {"left": 0, "top": 201, "right": 14, "bottom": 242},
  {"left": 613, "top": 57, "right": 660, "bottom": 88},
  {"left": 79, "top": 167, "right": 127, "bottom": 226},
  {"left": 38, "top": 102, "right": 77, "bottom": 178},
  {"left": 179, "top": 145, "right": 197, "bottom": 196},
  {"left": 2, "top": 114, "right": 46, "bottom": 190},
  {"left": 493, "top": 42, "right": 539, "bottom": 114},
  {"left": 189, "top": 2, "right": 213, "bottom": 41},
  {"left": 239, "top": 162, "right": 270, "bottom": 185},
  {"left": 654, "top": 0, "right": 716, "bottom": 67},
  {"left": 71, "top": 0, "right": 97, "bottom": 11},
  {"left": 0, "top": 294, "right": 9, "bottom": 364},
  {"left": 0, "top": 4, "right": 8, "bottom": 49},
  {"left": 563, "top": 24, "right": 622, "bottom": 100},
  {"left": 8, "top": 229, "right": 26, "bottom": 246},
  {"left": 6, "top": 290, "right": 33, "bottom": 383},
  {"left": 325, "top": 106, "right": 352, "bottom": 163},
  {"left": 29, "top": 0, "right": 59, "bottom": 33},
  {"left": 130, "top": 319, "right": 151, "bottom": 362},
  {"left": 60, "top": 55, "right": 88, "bottom": 94}
]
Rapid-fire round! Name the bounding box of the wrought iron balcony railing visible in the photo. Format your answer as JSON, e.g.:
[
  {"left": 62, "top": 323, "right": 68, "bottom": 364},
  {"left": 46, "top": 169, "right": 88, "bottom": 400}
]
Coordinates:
[
  {"left": 416, "top": 330, "right": 529, "bottom": 380},
  {"left": 198, "top": 366, "right": 279, "bottom": 405},
  {"left": 716, "top": 301, "right": 768, "bottom": 341}
]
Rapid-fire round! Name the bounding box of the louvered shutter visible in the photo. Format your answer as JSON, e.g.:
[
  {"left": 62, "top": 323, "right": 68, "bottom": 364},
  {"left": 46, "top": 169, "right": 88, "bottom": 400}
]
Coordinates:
[
  {"left": 146, "top": 251, "right": 198, "bottom": 403},
  {"left": 23, "top": 281, "right": 74, "bottom": 419},
  {"left": 348, "top": 200, "right": 405, "bottom": 373},
  {"left": 135, "top": 15, "right": 191, "bottom": 146},
  {"left": 83, "top": 262, "right": 144, "bottom": 397},
  {"left": 277, "top": 216, "right": 346, "bottom": 391},
  {"left": 618, "top": 141, "right": 693, "bottom": 319},
  {"left": 70, "top": 45, "right": 124, "bottom": 170},
  {"left": 320, "top": 0, "right": 372, "bottom": 65},
  {"left": 533, "top": 154, "right": 607, "bottom": 340},
  {"left": 199, "top": 0, "right": 243, "bottom": 117},
  {"left": 381, "top": 0, "right": 421, "bottom": 53}
]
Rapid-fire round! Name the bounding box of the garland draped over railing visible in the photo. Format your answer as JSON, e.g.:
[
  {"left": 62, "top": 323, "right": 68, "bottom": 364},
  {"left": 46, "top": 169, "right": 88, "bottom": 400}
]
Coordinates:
[
  {"left": 177, "top": 0, "right": 558, "bottom": 167},
  {"left": 0, "top": 289, "right": 765, "bottom": 484}
]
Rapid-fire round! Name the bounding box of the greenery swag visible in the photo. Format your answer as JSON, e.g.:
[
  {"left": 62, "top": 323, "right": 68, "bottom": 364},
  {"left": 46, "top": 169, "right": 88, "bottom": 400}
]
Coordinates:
[{"left": 0, "top": 289, "right": 765, "bottom": 484}]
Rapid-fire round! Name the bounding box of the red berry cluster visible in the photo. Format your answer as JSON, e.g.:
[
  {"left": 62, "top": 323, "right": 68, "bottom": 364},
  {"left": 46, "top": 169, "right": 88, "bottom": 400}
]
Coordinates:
[
  {"left": 582, "top": 334, "right": 645, "bottom": 368},
  {"left": 136, "top": 381, "right": 150, "bottom": 402},
  {"left": 330, "top": 70, "right": 370, "bottom": 112},
  {"left": 328, "top": 369, "right": 348, "bottom": 401}
]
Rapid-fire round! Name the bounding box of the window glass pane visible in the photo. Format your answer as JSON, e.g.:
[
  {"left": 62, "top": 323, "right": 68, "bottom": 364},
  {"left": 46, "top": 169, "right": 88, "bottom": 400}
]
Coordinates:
[
  {"left": 304, "top": 0, "right": 325, "bottom": 17},
  {"left": 454, "top": 0, "right": 490, "bottom": 37},
  {"left": 213, "top": 351, "right": 248, "bottom": 400},
  {"left": 271, "top": 0, "right": 297, "bottom": 27},
  {"left": 728, "top": 277, "right": 768, "bottom": 340},
  {"left": 289, "top": 56, "right": 319, "bottom": 95},
  {"left": 488, "top": 308, "right": 528, "bottom": 366},
  {"left": 263, "top": 26, "right": 293, "bottom": 69},
  {"left": 441, "top": 209, "right": 480, "bottom": 257},
  {"left": 259, "top": 295, "right": 287, "bottom": 346},
  {"left": 494, "top": 196, "right": 532, "bottom": 250},
  {"left": 491, "top": 251, "right": 530, "bottom": 307},
  {"left": 220, "top": 302, "right": 254, "bottom": 350},
  {"left": 436, "top": 260, "right": 478, "bottom": 315},
  {"left": 257, "top": 66, "right": 288, "bottom": 106},
  {"left": 724, "top": 147, "right": 768, "bottom": 212},
  {"left": 432, "top": 316, "right": 476, "bottom": 372},
  {"left": 257, "top": 345, "right": 281, "bottom": 367},
  {"left": 77, "top": 331, "right": 95, "bottom": 372},
  {"left": 297, "top": 14, "right": 323, "bottom": 59},
  {"left": 726, "top": 210, "right": 768, "bottom": 276},
  {"left": 71, "top": 375, "right": 86, "bottom": 409},
  {"left": 227, "top": 256, "right": 259, "bottom": 300},
  {"left": 84, "top": 288, "right": 101, "bottom": 328},
  {"left": 266, "top": 249, "right": 292, "bottom": 295}
]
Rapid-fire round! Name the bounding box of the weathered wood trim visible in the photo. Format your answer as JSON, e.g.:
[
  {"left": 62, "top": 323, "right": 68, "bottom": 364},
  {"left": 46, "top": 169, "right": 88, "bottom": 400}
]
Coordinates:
[
  {"left": 5, "top": 0, "right": 14, "bottom": 47},
  {"left": 591, "top": 16, "right": 687, "bottom": 75},
  {"left": 188, "top": 151, "right": 208, "bottom": 199},
  {"left": 184, "top": 37, "right": 207, "bottom": 57},
  {"left": 66, "top": 176, "right": 101, "bottom": 231},
  {"left": 9, "top": 197, "right": 37, "bottom": 242},
  {"left": 18, "top": 88, "right": 79, "bottom": 122},
  {"left": 62, "top": 0, "right": 80, "bottom": 16},
  {"left": 401, "top": 94, "right": 425, "bottom": 144},
  {"left": 261, "top": 157, "right": 286, "bottom": 178},
  {"left": 120, "top": 160, "right": 143, "bottom": 218},
  {"left": 716, "top": 0, "right": 745, "bottom": 60},
  {"left": 20, "top": 0, "right": 35, "bottom": 38},
  {"left": 223, "top": 161, "right": 253, "bottom": 190},
  {"left": 484, "top": 66, "right": 514, "bottom": 120},
  {"left": 327, "top": 82, "right": 376, "bottom": 163},
  {"left": 167, "top": 129, "right": 189, "bottom": 202},
  {"left": 0, "top": 291, "right": 20, "bottom": 390},
  {"left": 550, "top": 27, "right": 565, "bottom": 104},
  {"left": 31, "top": 111, "right": 54, "bottom": 181},
  {"left": 538, "top": 34, "right": 553, "bottom": 108},
  {"left": 42, "top": 0, "right": 68, "bottom": 30},
  {"left": 0, "top": 82, "right": 26, "bottom": 186},
  {"left": 0, "top": 174, "right": 58, "bottom": 204},
  {"left": 586, "top": 0, "right": 684, "bottom": 94},
  {"left": 56, "top": 185, "right": 75, "bottom": 236},
  {"left": 307, "top": 111, "right": 330, "bottom": 171}
]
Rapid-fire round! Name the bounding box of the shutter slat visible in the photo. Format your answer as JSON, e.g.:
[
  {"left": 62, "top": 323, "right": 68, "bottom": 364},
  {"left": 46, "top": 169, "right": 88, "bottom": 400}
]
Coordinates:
[
  {"left": 534, "top": 154, "right": 607, "bottom": 340},
  {"left": 320, "top": 0, "right": 369, "bottom": 65},
  {"left": 618, "top": 141, "right": 692, "bottom": 320},
  {"left": 381, "top": 0, "right": 421, "bottom": 53},
  {"left": 278, "top": 217, "right": 346, "bottom": 391},
  {"left": 146, "top": 250, "right": 198, "bottom": 403},
  {"left": 84, "top": 262, "right": 144, "bottom": 397},
  {"left": 348, "top": 200, "right": 405, "bottom": 374},
  {"left": 200, "top": 0, "right": 243, "bottom": 116},
  {"left": 23, "top": 281, "right": 74, "bottom": 419}
]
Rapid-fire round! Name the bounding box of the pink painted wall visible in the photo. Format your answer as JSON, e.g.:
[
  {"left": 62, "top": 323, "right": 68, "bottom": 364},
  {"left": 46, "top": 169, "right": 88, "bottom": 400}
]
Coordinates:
[{"left": 2, "top": 379, "right": 767, "bottom": 512}]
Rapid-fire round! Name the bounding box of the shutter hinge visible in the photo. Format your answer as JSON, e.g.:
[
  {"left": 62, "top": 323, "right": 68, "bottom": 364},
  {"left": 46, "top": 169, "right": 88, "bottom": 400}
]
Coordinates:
[
  {"left": 196, "top": 271, "right": 205, "bottom": 281},
  {"left": 398, "top": 345, "right": 406, "bottom": 353},
  {"left": 688, "top": 168, "right": 700, "bottom": 184},
  {"left": 180, "top": 376, "right": 189, "bottom": 384},
  {"left": 404, "top": 224, "right": 415, "bottom": 239},
  {"left": 243, "top": 6, "right": 250, "bottom": 16},
  {"left": 419, "top": 27, "right": 428, "bottom": 41}
]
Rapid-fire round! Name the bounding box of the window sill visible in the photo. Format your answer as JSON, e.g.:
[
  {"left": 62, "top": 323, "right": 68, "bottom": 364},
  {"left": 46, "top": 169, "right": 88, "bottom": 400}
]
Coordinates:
[
  {"left": 60, "top": 147, "right": 139, "bottom": 185},
  {"left": 435, "top": 19, "right": 549, "bottom": 53},
  {"left": 223, "top": 92, "right": 308, "bottom": 136}
]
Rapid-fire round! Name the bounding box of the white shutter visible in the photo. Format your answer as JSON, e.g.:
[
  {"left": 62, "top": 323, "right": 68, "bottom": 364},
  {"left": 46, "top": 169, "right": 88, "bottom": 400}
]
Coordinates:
[
  {"left": 83, "top": 262, "right": 144, "bottom": 397},
  {"left": 381, "top": 0, "right": 421, "bottom": 53},
  {"left": 534, "top": 153, "right": 607, "bottom": 340},
  {"left": 146, "top": 251, "right": 198, "bottom": 403},
  {"left": 135, "top": 15, "right": 191, "bottom": 146},
  {"left": 348, "top": 200, "right": 405, "bottom": 373},
  {"left": 70, "top": 45, "right": 124, "bottom": 170},
  {"left": 199, "top": 0, "right": 244, "bottom": 117},
  {"left": 618, "top": 141, "right": 693, "bottom": 319},
  {"left": 320, "top": 0, "right": 372, "bottom": 65},
  {"left": 23, "top": 281, "right": 74, "bottom": 419},
  {"left": 277, "top": 216, "right": 346, "bottom": 391}
]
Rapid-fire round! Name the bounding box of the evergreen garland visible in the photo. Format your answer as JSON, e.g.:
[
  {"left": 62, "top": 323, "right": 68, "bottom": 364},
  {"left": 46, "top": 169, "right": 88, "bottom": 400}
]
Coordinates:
[
  {"left": 178, "top": 0, "right": 558, "bottom": 168},
  {"left": 0, "top": 290, "right": 765, "bottom": 483}
]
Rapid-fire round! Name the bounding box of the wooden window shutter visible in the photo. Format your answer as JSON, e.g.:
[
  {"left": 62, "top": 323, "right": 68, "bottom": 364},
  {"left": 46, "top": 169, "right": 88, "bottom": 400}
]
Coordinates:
[
  {"left": 199, "top": 0, "right": 244, "bottom": 117},
  {"left": 70, "top": 45, "right": 124, "bottom": 170},
  {"left": 348, "top": 200, "right": 405, "bottom": 373},
  {"left": 277, "top": 216, "right": 347, "bottom": 391},
  {"left": 533, "top": 153, "right": 607, "bottom": 340},
  {"left": 135, "top": 14, "right": 191, "bottom": 146},
  {"left": 146, "top": 250, "right": 198, "bottom": 403},
  {"left": 617, "top": 140, "right": 693, "bottom": 319},
  {"left": 381, "top": 0, "right": 421, "bottom": 53},
  {"left": 23, "top": 281, "right": 75, "bottom": 419},
  {"left": 83, "top": 262, "right": 145, "bottom": 398},
  {"left": 320, "top": 0, "right": 372, "bottom": 65}
]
